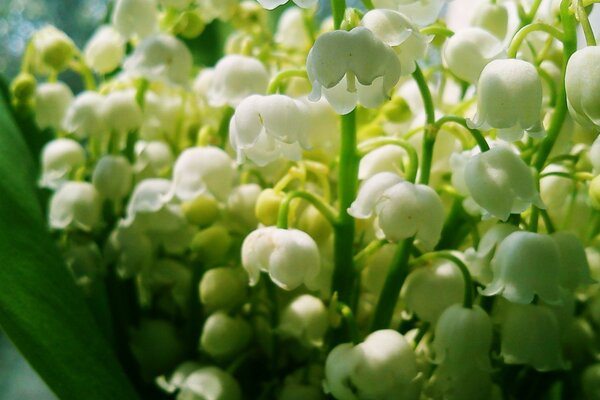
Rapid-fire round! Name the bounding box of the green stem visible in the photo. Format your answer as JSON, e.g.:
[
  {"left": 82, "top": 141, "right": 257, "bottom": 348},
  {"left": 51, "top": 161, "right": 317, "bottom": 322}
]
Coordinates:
[
  {"left": 420, "top": 26, "right": 455, "bottom": 38},
  {"left": 353, "top": 239, "right": 387, "bottom": 266},
  {"left": 331, "top": 109, "right": 359, "bottom": 307},
  {"left": 361, "top": 0, "right": 375, "bottom": 10},
  {"left": 540, "top": 208, "right": 556, "bottom": 233},
  {"left": 576, "top": 0, "right": 597, "bottom": 46},
  {"left": 331, "top": 0, "right": 346, "bottom": 30},
  {"left": 266, "top": 69, "right": 308, "bottom": 94},
  {"left": 412, "top": 251, "right": 474, "bottom": 309},
  {"left": 507, "top": 23, "right": 564, "bottom": 58},
  {"left": 357, "top": 137, "right": 419, "bottom": 183},
  {"left": 533, "top": 1, "right": 577, "bottom": 171},
  {"left": 434, "top": 115, "right": 490, "bottom": 152},
  {"left": 217, "top": 106, "right": 234, "bottom": 149},
  {"left": 276, "top": 190, "right": 338, "bottom": 229},
  {"left": 526, "top": 0, "right": 543, "bottom": 22},
  {"left": 370, "top": 238, "right": 413, "bottom": 331},
  {"left": 412, "top": 65, "right": 436, "bottom": 185}
]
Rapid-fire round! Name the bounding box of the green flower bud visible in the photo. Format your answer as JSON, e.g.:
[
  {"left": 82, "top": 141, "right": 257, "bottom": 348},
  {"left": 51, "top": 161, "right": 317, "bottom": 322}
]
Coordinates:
[
  {"left": 11, "top": 73, "right": 36, "bottom": 103},
  {"left": 298, "top": 204, "right": 332, "bottom": 244},
  {"left": 182, "top": 195, "right": 220, "bottom": 227},
  {"left": 589, "top": 175, "right": 600, "bottom": 210},
  {"left": 200, "top": 312, "right": 252, "bottom": 359},
  {"left": 33, "top": 26, "right": 76, "bottom": 72},
  {"left": 174, "top": 11, "right": 206, "bottom": 39},
  {"left": 191, "top": 225, "right": 232, "bottom": 265},
  {"left": 255, "top": 189, "right": 283, "bottom": 226},
  {"left": 199, "top": 267, "right": 247, "bottom": 311}
]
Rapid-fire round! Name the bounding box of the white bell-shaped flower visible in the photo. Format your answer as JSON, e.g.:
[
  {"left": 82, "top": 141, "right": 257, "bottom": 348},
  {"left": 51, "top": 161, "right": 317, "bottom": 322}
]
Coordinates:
[
  {"left": 92, "top": 155, "right": 133, "bottom": 201},
  {"left": 140, "top": 91, "right": 182, "bottom": 141},
  {"left": 111, "top": 0, "right": 158, "bottom": 39},
  {"left": 196, "top": 0, "right": 238, "bottom": 23},
  {"left": 35, "top": 82, "right": 73, "bottom": 131},
  {"left": 275, "top": 8, "right": 311, "bottom": 50},
  {"left": 324, "top": 329, "right": 421, "bottom": 400},
  {"left": 257, "top": 0, "right": 317, "bottom": 10},
  {"left": 463, "top": 146, "right": 544, "bottom": 221},
  {"left": 62, "top": 91, "right": 107, "bottom": 139},
  {"left": 443, "top": 28, "right": 506, "bottom": 84},
  {"left": 39, "top": 138, "right": 86, "bottom": 189},
  {"left": 208, "top": 55, "right": 269, "bottom": 107},
  {"left": 551, "top": 232, "right": 595, "bottom": 292},
  {"left": 306, "top": 27, "right": 401, "bottom": 115},
  {"left": 565, "top": 46, "right": 600, "bottom": 130},
  {"left": 200, "top": 312, "right": 252, "bottom": 359},
  {"left": 101, "top": 89, "right": 143, "bottom": 134},
  {"left": 468, "top": 59, "right": 544, "bottom": 141},
  {"left": 433, "top": 304, "right": 493, "bottom": 372},
  {"left": 123, "top": 34, "right": 192, "bottom": 87},
  {"left": 170, "top": 146, "right": 234, "bottom": 202},
  {"left": 178, "top": 367, "right": 241, "bottom": 400},
  {"left": 361, "top": 9, "right": 429, "bottom": 75},
  {"left": 241, "top": 227, "right": 320, "bottom": 291},
  {"left": 229, "top": 94, "right": 311, "bottom": 166},
  {"left": 278, "top": 294, "right": 328, "bottom": 348},
  {"left": 482, "top": 231, "right": 562, "bottom": 304},
  {"left": 125, "top": 178, "right": 183, "bottom": 232},
  {"left": 470, "top": 2, "right": 509, "bottom": 39},
  {"left": 105, "top": 222, "right": 153, "bottom": 278},
  {"left": 358, "top": 144, "right": 407, "bottom": 180},
  {"left": 372, "top": 0, "right": 448, "bottom": 26},
  {"left": 49, "top": 182, "right": 101, "bottom": 231},
  {"left": 401, "top": 259, "right": 465, "bottom": 324},
  {"left": 134, "top": 140, "right": 174, "bottom": 178},
  {"left": 84, "top": 25, "right": 125, "bottom": 74},
  {"left": 349, "top": 172, "right": 444, "bottom": 249},
  {"left": 500, "top": 303, "right": 568, "bottom": 371}
]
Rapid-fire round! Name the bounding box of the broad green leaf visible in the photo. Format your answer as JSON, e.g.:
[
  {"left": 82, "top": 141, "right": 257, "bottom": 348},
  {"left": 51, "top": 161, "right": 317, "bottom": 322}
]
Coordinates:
[{"left": 0, "top": 95, "right": 140, "bottom": 399}]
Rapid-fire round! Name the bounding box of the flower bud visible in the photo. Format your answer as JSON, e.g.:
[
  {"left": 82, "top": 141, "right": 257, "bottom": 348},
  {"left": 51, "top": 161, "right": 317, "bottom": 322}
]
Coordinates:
[
  {"left": 241, "top": 227, "right": 320, "bottom": 291},
  {"left": 307, "top": 27, "right": 401, "bottom": 115},
  {"left": 226, "top": 183, "right": 261, "bottom": 231},
  {"left": 101, "top": 90, "right": 143, "bottom": 134},
  {"left": 279, "top": 294, "right": 328, "bottom": 348},
  {"left": 297, "top": 204, "right": 332, "bottom": 244},
  {"left": 275, "top": 8, "right": 311, "bottom": 50},
  {"left": 178, "top": 367, "right": 241, "bottom": 400},
  {"left": 11, "top": 73, "right": 36, "bottom": 103},
  {"left": 590, "top": 175, "right": 600, "bottom": 209},
  {"left": 123, "top": 34, "right": 192, "bottom": 86},
  {"left": 138, "top": 258, "right": 191, "bottom": 314},
  {"left": 468, "top": 59, "right": 544, "bottom": 141},
  {"left": 470, "top": 3, "right": 509, "bottom": 39},
  {"left": 112, "top": 0, "right": 158, "bottom": 39},
  {"left": 500, "top": 303, "right": 567, "bottom": 371},
  {"left": 401, "top": 259, "right": 465, "bottom": 324},
  {"left": 181, "top": 195, "right": 220, "bottom": 227},
  {"left": 324, "top": 329, "right": 421, "bottom": 400},
  {"left": 464, "top": 146, "right": 543, "bottom": 221},
  {"left": 39, "top": 138, "right": 86, "bottom": 190},
  {"left": 170, "top": 147, "right": 234, "bottom": 202},
  {"left": 200, "top": 312, "right": 252, "bottom": 359},
  {"left": 443, "top": 27, "right": 505, "bottom": 84},
  {"left": 199, "top": 267, "right": 247, "bottom": 311},
  {"left": 230, "top": 94, "right": 311, "bottom": 166},
  {"left": 62, "top": 91, "right": 107, "bottom": 139},
  {"left": 84, "top": 25, "right": 125, "bottom": 74},
  {"left": 35, "top": 82, "right": 74, "bottom": 131},
  {"left": 105, "top": 223, "right": 153, "bottom": 278},
  {"left": 582, "top": 364, "right": 600, "bottom": 400},
  {"left": 49, "top": 181, "right": 102, "bottom": 231},
  {"left": 566, "top": 46, "right": 600, "bottom": 130},
  {"left": 482, "top": 231, "right": 562, "bottom": 304},
  {"left": 255, "top": 189, "right": 283, "bottom": 226},
  {"left": 208, "top": 55, "right": 269, "bottom": 107},
  {"left": 92, "top": 155, "right": 133, "bottom": 201},
  {"left": 32, "top": 26, "right": 76, "bottom": 72},
  {"left": 191, "top": 225, "right": 232, "bottom": 265}
]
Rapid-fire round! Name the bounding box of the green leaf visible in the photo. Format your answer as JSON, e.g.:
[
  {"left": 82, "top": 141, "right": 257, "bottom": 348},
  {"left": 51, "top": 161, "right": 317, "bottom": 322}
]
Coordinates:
[{"left": 0, "top": 95, "right": 140, "bottom": 399}]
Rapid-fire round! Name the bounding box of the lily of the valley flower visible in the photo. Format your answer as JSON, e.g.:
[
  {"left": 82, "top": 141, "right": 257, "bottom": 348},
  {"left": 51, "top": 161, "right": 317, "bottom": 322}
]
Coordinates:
[
  {"left": 92, "top": 155, "right": 133, "bottom": 201},
  {"left": 306, "top": 27, "right": 401, "bottom": 115},
  {"left": 49, "top": 181, "right": 102, "bottom": 231},
  {"left": 463, "top": 146, "right": 544, "bottom": 221},
  {"left": 278, "top": 294, "right": 328, "bottom": 348},
  {"left": 324, "top": 329, "right": 421, "bottom": 400},
  {"left": 348, "top": 172, "right": 444, "bottom": 249},
  {"left": 241, "top": 227, "right": 320, "bottom": 291},
  {"left": 361, "top": 9, "right": 429, "bottom": 75},
  {"left": 40, "top": 138, "right": 86, "bottom": 190},
  {"left": 111, "top": 0, "right": 158, "bottom": 39},
  {"left": 229, "top": 94, "right": 311, "bottom": 166},
  {"left": 443, "top": 27, "right": 506, "bottom": 84},
  {"left": 62, "top": 91, "right": 107, "bottom": 139},
  {"left": 565, "top": 46, "right": 600, "bottom": 130},
  {"left": 372, "top": 0, "right": 448, "bottom": 26},
  {"left": 84, "top": 25, "right": 125, "bottom": 74},
  {"left": 468, "top": 58, "right": 545, "bottom": 141},
  {"left": 35, "top": 82, "right": 73, "bottom": 131},
  {"left": 208, "top": 55, "right": 270, "bottom": 107}
]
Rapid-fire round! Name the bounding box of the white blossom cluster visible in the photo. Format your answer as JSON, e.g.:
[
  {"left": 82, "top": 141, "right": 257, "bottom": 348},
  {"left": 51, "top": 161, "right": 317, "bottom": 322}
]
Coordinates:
[{"left": 11, "top": 0, "right": 600, "bottom": 398}]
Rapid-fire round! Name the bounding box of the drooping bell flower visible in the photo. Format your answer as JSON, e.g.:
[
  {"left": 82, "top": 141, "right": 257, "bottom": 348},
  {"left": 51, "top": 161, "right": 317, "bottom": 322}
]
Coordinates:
[
  {"left": 34, "top": 82, "right": 73, "bottom": 131},
  {"left": 306, "top": 27, "right": 401, "bottom": 115},
  {"left": 111, "top": 0, "right": 158, "bottom": 39},
  {"left": 565, "top": 46, "right": 600, "bottom": 130},
  {"left": 468, "top": 58, "right": 545, "bottom": 141},
  {"left": 372, "top": 0, "right": 449, "bottom": 26},
  {"left": 278, "top": 294, "right": 328, "bottom": 348},
  {"left": 229, "top": 94, "right": 311, "bottom": 166},
  {"left": 481, "top": 231, "right": 562, "bottom": 305},
  {"left": 241, "top": 227, "right": 321, "bottom": 291},
  {"left": 208, "top": 55, "right": 270, "bottom": 108},
  {"left": 39, "top": 138, "right": 86, "bottom": 190},
  {"left": 84, "top": 25, "right": 125, "bottom": 74},
  {"left": 49, "top": 182, "right": 102, "bottom": 231}
]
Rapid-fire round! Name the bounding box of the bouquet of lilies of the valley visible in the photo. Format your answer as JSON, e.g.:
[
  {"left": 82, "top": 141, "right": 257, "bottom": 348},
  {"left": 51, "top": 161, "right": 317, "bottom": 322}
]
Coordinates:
[{"left": 5, "top": 0, "right": 600, "bottom": 398}]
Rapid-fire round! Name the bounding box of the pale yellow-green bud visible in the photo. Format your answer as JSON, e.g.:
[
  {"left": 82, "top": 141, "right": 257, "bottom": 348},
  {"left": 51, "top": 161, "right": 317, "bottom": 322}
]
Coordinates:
[
  {"left": 341, "top": 8, "right": 362, "bottom": 31},
  {"left": 182, "top": 195, "right": 220, "bottom": 227},
  {"left": 255, "top": 189, "right": 283, "bottom": 226},
  {"left": 11, "top": 73, "right": 36, "bottom": 103},
  {"left": 358, "top": 124, "right": 386, "bottom": 141},
  {"left": 199, "top": 267, "right": 247, "bottom": 311},
  {"left": 191, "top": 225, "right": 232, "bottom": 265},
  {"left": 589, "top": 175, "right": 600, "bottom": 210},
  {"left": 298, "top": 204, "right": 332, "bottom": 244},
  {"left": 173, "top": 11, "right": 206, "bottom": 39},
  {"left": 381, "top": 96, "right": 411, "bottom": 123},
  {"left": 34, "top": 26, "right": 76, "bottom": 72}
]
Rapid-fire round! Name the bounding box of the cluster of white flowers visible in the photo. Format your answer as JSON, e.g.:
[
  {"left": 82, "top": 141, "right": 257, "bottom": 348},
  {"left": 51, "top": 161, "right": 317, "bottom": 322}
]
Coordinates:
[{"left": 12, "top": 0, "right": 600, "bottom": 398}]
